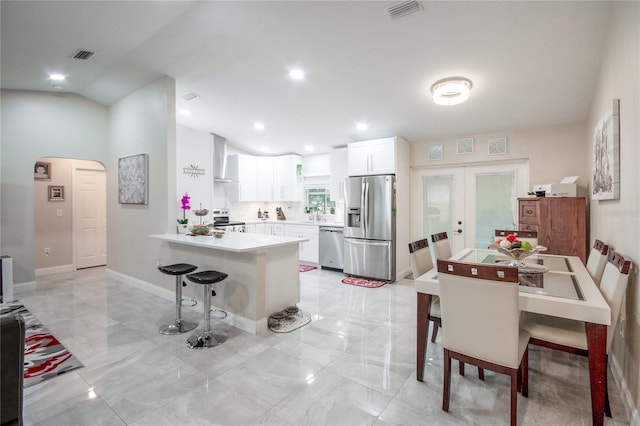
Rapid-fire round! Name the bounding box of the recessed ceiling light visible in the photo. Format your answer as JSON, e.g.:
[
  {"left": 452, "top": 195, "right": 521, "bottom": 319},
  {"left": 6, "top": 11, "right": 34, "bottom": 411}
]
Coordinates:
[
  {"left": 304, "top": 145, "right": 314, "bottom": 152},
  {"left": 179, "top": 109, "right": 191, "bottom": 116},
  {"left": 289, "top": 69, "right": 305, "bottom": 80},
  {"left": 260, "top": 146, "right": 269, "bottom": 153},
  {"left": 254, "top": 122, "right": 265, "bottom": 130},
  {"left": 356, "top": 123, "right": 368, "bottom": 131},
  {"left": 431, "top": 77, "right": 473, "bottom": 106},
  {"left": 49, "top": 73, "right": 66, "bottom": 81}
]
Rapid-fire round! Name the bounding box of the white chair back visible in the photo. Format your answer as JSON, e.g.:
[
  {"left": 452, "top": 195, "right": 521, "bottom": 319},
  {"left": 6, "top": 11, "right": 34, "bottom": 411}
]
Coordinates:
[
  {"left": 586, "top": 239, "right": 610, "bottom": 286},
  {"left": 437, "top": 260, "right": 522, "bottom": 368},
  {"left": 598, "top": 251, "right": 631, "bottom": 352},
  {"left": 495, "top": 229, "right": 538, "bottom": 247},
  {"left": 431, "top": 232, "right": 452, "bottom": 260},
  {"left": 408, "top": 239, "right": 433, "bottom": 279}
]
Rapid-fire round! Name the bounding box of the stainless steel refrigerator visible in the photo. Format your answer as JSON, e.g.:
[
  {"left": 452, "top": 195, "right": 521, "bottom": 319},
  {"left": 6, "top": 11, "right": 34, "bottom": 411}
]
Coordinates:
[{"left": 343, "top": 175, "right": 396, "bottom": 281}]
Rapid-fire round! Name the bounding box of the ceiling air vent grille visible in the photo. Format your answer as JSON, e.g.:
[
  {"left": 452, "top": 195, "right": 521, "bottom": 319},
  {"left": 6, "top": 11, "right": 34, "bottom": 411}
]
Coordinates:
[
  {"left": 386, "top": 0, "right": 422, "bottom": 19},
  {"left": 181, "top": 91, "right": 200, "bottom": 101},
  {"left": 71, "top": 49, "right": 96, "bottom": 60}
]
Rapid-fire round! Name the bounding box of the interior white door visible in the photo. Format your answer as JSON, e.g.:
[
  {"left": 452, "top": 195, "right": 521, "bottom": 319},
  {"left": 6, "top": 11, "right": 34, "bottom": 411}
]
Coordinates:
[
  {"left": 411, "top": 161, "right": 529, "bottom": 255},
  {"left": 74, "top": 169, "right": 107, "bottom": 269}
]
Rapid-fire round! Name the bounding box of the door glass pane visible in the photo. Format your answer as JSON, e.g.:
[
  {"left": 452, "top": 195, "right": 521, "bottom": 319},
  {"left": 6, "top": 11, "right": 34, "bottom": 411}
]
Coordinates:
[
  {"left": 475, "top": 173, "right": 515, "bottom": 248},
  {"left": 422, "top": 175, "right": 453, "bottom": 240}
]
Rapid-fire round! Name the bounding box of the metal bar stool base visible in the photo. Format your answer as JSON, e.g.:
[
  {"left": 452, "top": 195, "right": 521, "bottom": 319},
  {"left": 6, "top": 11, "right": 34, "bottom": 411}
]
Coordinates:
[
  {"left": 159, "top": 319, "right": 198, "bottom": 335},
  {"left": 186, "top": 329, "right": 228, "bottom": 349}
]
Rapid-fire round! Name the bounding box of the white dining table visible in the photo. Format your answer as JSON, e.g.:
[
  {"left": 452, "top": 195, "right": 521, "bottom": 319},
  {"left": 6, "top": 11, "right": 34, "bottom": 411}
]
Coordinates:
[{"left": 415, "top": 248, "right": 611, "bottom": 426}]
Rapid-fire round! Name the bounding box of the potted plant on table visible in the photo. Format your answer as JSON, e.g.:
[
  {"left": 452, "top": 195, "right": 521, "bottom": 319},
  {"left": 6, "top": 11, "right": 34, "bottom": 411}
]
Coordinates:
[{"left": 177, "top": 193, "right": 190, "bottom": 234}]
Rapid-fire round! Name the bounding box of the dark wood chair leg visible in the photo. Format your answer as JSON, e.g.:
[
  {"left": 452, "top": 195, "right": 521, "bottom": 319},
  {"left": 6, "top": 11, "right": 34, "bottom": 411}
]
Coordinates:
[
  {"left": 430, "top": 319, "right": 439, "bottom": 343},
  {"left": 443, "top": 348, "right": 451, "bottom": 412},
  {"left": 510, "top": 369, "right": 518, "bottom": 426},
  {"left": 478, "top": 367, "right": 484, "bottom": 380},
  {"left": 604, "top": 370, "right": 611, "bottom": 417},
  {"left": 459, "top": 361, "right": 465, "bottom": 376},
  {"left": 521, "top": 349, "right": 528, "bottom": 397}
]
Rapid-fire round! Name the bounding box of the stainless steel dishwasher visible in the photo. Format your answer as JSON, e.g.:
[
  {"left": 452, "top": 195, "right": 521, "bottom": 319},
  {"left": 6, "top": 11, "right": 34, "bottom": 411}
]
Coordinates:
[{"left": 319, "top": 226, "right": 344, "bottom": 271}]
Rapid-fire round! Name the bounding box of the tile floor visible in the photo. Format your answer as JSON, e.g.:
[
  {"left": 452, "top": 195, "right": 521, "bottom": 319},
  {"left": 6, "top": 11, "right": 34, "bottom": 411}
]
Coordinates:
[{"left": 18, "top": 266, "right": 629, "bottom": 425}]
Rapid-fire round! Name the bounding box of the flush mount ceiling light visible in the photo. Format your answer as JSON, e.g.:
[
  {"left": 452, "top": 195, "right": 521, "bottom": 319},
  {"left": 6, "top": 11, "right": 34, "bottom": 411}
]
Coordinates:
[
  {"left": 254, "top": 122, "right": 265, "bottom": 130},
  {"left": 49, "top": 73, "right": 66, "bottom": 81},
  {"left": 356, "top": 123, "right": 368, "bottom": 131},
  {"left": 289, "top": 69, "right": 305, "bottom": 80},
  {"left": 431, "top": 77, "right": 473, "bottom": 106}
]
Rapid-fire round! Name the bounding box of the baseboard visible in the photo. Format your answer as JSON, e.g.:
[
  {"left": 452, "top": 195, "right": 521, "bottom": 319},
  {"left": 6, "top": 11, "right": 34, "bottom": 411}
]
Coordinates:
[
  {"left": 610, "top": 353, "right": 639, "bottom": 425},
  {"left": 35, "top": 264, "right": 75, "bottom": 277},
  {"left": 104, "top": 268, "right": 261, "bottom": 335},
  {"left": 13, "top": 281, "right": 36, "bottom": 294}
]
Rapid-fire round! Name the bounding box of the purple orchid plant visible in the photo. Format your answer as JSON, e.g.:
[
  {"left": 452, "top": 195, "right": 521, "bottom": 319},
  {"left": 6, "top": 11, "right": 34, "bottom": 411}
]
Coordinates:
[{"left": 178, "top": 193, "right": 190, "bottom": 224}]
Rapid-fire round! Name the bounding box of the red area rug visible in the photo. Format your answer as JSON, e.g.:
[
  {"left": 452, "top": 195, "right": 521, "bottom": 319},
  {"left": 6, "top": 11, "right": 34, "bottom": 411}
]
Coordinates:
[
  {"left": 299, "top": 265, "right": 317, "bottom": 273},
  {"left": 0, "top": 301, "right": 84, "bottom": 388},
  {"left": 341, "top": 277, "right": 386, "bottom": 288}
]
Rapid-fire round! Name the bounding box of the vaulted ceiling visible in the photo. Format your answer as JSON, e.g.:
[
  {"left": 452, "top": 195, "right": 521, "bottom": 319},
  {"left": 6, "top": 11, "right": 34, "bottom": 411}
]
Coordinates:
[{"left": 1, "top": 1, "right": 611, "bottom": 155}]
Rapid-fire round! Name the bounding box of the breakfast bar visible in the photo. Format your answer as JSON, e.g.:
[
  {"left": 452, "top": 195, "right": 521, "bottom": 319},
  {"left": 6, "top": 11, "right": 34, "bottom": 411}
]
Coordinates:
[{"left": 149, "top": 232, "right": 308, "bottom": 335}]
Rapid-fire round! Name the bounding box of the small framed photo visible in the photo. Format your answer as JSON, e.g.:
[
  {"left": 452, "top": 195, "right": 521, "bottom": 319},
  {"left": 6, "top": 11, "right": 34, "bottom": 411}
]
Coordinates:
[
  {"left": 34, "top": 162, "right": 51, "bottom": 180},
  {"left": 428, "top": 144, "right": 443, "bottom": 161},
  {"left": 456, "top": 138, "right": 474, "bottom": 155},
  {"left": 488, "top": 137, "right": 508, "bottom": 155},
  {"left": 48, "top": 185, "right": 64, "bottom": 201}
]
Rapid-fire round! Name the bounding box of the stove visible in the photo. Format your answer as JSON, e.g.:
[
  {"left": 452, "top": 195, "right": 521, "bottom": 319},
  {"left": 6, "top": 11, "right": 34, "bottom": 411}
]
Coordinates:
[{"left": 212, "top": 208, "right": 246, "bottom": 232}]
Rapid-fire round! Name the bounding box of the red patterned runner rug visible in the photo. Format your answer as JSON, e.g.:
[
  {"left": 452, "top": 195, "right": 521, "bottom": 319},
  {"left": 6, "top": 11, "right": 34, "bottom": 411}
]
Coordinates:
[
  {"left": 341, "top": 277, "right": 386, "bottom": 288},
  {"left": 0, "top": 301, "right": 84, "bottom": 388},
  {"left": 299, "top": 265, "right": 317, "bottom": 273}
]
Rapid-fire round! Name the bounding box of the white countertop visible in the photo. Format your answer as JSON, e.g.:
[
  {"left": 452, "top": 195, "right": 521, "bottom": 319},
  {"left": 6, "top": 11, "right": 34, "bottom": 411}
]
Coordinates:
[
  {"left": 149, "top": 232, "right": 308, "bottom": 253},
  {"left": 245, "top": 220, "right": 344, "bottom": 227}
]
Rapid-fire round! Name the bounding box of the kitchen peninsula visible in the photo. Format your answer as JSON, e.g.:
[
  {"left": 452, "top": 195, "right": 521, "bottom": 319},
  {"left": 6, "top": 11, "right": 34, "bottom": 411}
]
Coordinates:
[{"left": 150, "top": 232, "right": 308, "bottom": 334}]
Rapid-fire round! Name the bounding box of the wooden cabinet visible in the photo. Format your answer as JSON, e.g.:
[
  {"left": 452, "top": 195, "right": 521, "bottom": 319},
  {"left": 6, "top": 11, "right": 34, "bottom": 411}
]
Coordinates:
[
  {"left": 348, "top": 137, "right": 398, "bottom": 176},
  {"left": 330, "top": 148, "right": 348, "bottom": 200},
  {"left": 518, "top": 197, "right": 586, "bottom": 262}
]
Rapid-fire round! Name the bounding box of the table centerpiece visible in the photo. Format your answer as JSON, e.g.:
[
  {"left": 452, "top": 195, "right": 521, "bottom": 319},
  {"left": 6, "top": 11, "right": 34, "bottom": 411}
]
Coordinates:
[{"left": 489, "top": 233, "right": 548, "bottom": 272}]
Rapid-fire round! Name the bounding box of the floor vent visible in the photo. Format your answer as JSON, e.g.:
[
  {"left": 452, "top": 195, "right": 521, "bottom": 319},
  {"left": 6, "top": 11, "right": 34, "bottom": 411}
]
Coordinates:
[
  {"left": 386, "top": 0, "right": 422, "bottom": 20},
  {"left": 71, "top": 49, "right": 96, "bottom": 61}
]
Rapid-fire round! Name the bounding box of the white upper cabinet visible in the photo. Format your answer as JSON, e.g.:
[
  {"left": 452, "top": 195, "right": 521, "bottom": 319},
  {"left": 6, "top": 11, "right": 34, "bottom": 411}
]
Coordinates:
[
  {"left": 330, "top": 147, "right": 348, "bottom": 200},
  {"left": 227, "top": 154, "right": 257, "bottom": 201},
  {"left": 348, "top": 137, "right": 398, "bottom": 176},
  {"left": 229, "top": 154, "right": 302, "bottom": 202},
  {"left": 273, "top": 155, "right": 303, "bottom": 202}
]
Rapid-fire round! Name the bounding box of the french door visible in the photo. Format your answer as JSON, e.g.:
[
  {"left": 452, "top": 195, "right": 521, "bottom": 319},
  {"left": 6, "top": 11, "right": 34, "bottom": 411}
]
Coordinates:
[{"left": 410, "top": 161, "right": 529, "bottom": 254}]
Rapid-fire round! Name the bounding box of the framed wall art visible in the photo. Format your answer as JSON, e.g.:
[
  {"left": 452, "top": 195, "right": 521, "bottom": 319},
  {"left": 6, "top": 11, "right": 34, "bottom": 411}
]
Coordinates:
[
  {"left": 48, "top": 185, "right": 64, "bottom": 201},
  {"left": 428, "top": 144, "right": 443, "bottom": 161},
  {"left": 488, "top": 137, "right": 507, "bottom": 155},
  {"left": 118, "top": 153, "right": 148, "bottom": 204},
  {"left": 592, "top": 99, "right": 620, "bottom": 201},
  {"left": 456, "top": 137, "right": 474, "bottom": 155},
  {"left": 34, "top": 161, "right": 51, "bottom": 180}
]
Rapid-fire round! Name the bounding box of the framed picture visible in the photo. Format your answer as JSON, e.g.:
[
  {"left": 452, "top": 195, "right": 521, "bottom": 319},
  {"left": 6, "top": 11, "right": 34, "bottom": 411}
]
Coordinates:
[
  {"left": 592, "top": 99, "right": 620, "bottom": 200},
  {"left": 488, "top": 137, "right": 508, "bottom": 155},
  {"left": 48, "top": 185, "right": 64, "bottom": 201},
  {"left": 118, "top": 153, "right": 148, "bottom": 204},
  {"left": 34, "top": 161, "right": 51, "bottom": 180},
  {"left": 428, "top": 144, "right": 443, "bottom": 161},
  {"left": 456, "top": 138, "right": 474, "bottom": 155}
]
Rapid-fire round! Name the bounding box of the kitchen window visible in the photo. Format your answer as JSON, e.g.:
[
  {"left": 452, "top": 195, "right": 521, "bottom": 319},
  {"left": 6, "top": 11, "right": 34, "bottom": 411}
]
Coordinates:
[{"left": 306, "top": 187, "right": 335, "bottom": 214}]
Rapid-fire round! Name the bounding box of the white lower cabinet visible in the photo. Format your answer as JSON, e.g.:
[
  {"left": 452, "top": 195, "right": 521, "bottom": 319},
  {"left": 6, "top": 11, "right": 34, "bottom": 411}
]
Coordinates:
[
  {"left": 255, "top": 222, "right": 285, "bottom": 235},
  {"left": 285, "top": 224, "right": 319, "bottom": 264}
]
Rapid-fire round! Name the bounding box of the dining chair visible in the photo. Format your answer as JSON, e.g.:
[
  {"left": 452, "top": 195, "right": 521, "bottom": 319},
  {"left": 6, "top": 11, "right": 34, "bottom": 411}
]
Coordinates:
[
  {"left": 494, "top": 229, "right": 539, "bottom": 246},
  {"left": 586, "top": 239, "right": 611, "bottom": 286},
  {"left": 437, "top": 259, "right": 529, "bottom": 426},
  {"left": 520, "top": 250, "right": 631, "bottom": 418},
  {"left": 409, "top": 239, "right": 441, "bottom": 343},
  {"left": 431, "top": 232, "right": 452, "bottom": 260}
]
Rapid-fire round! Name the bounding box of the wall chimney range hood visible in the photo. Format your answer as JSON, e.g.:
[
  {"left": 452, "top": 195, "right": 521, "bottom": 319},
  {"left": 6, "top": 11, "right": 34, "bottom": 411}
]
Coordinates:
[{"left": 212, "top": 133, "right": 234, "bottom": 182}]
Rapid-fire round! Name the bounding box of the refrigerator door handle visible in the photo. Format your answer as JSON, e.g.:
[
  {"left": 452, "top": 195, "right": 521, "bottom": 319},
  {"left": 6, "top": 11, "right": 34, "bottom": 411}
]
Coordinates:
[
  {"left": 360, "top": 180, "right": 367, "bottom": 235},
  {"left": 363, "top": 181, "right": 369, "bottom": 235}
]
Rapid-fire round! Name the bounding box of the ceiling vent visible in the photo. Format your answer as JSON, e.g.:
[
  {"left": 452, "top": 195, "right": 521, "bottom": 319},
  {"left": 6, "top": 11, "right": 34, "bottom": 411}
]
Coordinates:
[
  {"left": 386, "top": 0, "right": 422, "bottom": 19},
  {"left": 71, "top": 49, "right": 96, "bottom": 61},
  {"left": 181, "top": 91, "right": 200, "bottom": 101}
]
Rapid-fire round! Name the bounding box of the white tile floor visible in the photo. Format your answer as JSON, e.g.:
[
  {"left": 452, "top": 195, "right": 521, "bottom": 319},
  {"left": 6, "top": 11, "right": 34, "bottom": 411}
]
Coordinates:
[{"left": 19, "top": 266, "right": 629, "bottom": 425}]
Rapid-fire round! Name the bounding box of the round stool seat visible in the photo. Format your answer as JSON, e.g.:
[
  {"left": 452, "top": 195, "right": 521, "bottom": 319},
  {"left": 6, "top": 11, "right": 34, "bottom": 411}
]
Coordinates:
[
  {"left": 158, "top": 263, "right": 198, "bottom": 276},
  {"left": 186, "top": 270, "right": 228, "bottom": 285}
]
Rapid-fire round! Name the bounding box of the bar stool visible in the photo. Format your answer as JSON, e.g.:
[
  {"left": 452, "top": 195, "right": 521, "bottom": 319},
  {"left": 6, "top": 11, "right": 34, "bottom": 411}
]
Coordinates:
[
  {"left": 157, "top": 263, "right": 198, "bottom": 335},
  {"left": 185, "top": 270, "right": 229, "bottom": 349}
]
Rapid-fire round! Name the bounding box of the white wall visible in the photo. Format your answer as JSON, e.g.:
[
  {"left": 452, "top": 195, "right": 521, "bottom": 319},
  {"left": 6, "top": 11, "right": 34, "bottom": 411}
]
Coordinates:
[
  {"left": 586, "top": 2, "right": 640, "bottom": 420},
  {"left": 176, "top": 125, "right": 213, "bottom": 224},
  {"left": 411, "top": 122, "right": 589, "bottom": 191},
  {"left": 106, "top": 77, "right": 176, "bottom": 290},
  {"left": 0, "top": 90, "right": 108, "bottom": 284}
]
